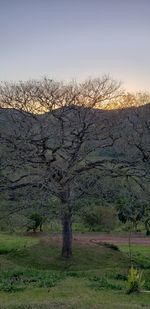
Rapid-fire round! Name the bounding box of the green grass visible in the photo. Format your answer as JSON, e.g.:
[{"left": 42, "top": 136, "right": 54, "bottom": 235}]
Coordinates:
[
  {"left": 119, "top": 244, "right": 150, "bottom": 255},
  {"left": 0, "top": 233, "right": 38, "bottom": 254},
  {"left": 0, "top": 233, "right": 150, "bottom": 309},
  {"left": 0, "top": 279, "right": 150, "bottom": 309},
  {"left": 7, "top": 240, "right": 129, "bottom": 272},
  {"left": 119, "top": 244, "right": 150, "bottom": 269}
]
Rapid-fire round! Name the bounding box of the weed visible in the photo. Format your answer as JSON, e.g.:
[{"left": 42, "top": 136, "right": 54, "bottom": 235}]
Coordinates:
[{"left": 126, "top": 265, "right": 145, "bottom": 294}]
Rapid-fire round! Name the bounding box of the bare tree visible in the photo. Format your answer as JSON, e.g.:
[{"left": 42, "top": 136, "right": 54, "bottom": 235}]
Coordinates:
[
  {"left": 0, "top": 76, "right": 149, "bottom": 257},
  {"left": 105, "top": 91, "right": 150, "bottom": 110}
]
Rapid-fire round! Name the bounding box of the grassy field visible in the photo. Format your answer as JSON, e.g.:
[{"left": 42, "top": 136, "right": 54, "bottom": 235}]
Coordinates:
[{"left": 0, "top": 233, "right": 150, "bottom": 309}]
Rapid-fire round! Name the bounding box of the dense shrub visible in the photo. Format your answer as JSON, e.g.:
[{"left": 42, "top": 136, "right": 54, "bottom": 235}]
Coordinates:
[
  {"left": 27, "top": 212, "right": 44, "bottom": 232},
  {"left": 81, "top": 206, "right": 117, "bottom": 232}
]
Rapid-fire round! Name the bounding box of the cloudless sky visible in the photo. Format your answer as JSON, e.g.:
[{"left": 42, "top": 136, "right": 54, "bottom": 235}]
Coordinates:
[{"left": 0, "top": 0, "right": 149, "bottom": 91}]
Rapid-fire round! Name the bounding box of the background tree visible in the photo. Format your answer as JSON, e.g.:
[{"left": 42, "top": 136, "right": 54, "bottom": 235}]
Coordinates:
[
  {"left": 27, "top": 212, "right": 44, "bottom": 233},
  {"left": 117, "top": 197, "right": 144, "bottom": 232}
]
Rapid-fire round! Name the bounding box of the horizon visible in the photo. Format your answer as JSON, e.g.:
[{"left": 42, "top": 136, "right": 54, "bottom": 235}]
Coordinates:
[{"left": 0, "top": 0, "right": 150, "bottom": 92}]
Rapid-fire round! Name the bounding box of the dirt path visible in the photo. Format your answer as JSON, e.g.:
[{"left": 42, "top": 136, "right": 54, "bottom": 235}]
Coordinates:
[
  {"left": 25, "top": 231, "right": 150, "bottom": 246},
  {"left": 72, "top": 233, "right": 150, "bottom": 246}
]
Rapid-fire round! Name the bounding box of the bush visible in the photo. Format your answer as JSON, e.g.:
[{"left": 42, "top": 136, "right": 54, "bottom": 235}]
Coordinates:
[
  {"left": 27, "top": 212, "right": 44, "bottom": 232},
  {"left": 82, "top": 206, "right": 117, "bottom": 232}
]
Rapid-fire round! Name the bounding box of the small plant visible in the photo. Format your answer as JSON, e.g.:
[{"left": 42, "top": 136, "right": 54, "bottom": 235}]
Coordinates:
[
  {"left": 0, "top": 278, "right": 25, "bottom": 292},
  {"left": 126, "top": 265, "right": 144, "bottom": 294}
]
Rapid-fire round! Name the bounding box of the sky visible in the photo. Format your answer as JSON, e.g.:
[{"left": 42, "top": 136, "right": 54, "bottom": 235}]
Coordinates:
[{"left": 0, "top": 0, "right": 150, "bottom": 91}]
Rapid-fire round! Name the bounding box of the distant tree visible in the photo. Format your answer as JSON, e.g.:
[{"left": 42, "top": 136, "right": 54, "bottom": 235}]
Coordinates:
[
  {"left": 117, "top": 197, "right": 147, "bottom": 232},
  {"left": 27, "top": 212, "right": 44, "bottom": 232},
  {"left": 81, "top": 205, "right": 117, "bottom": 232},
  {"left": 106, "top": 91, "right": 150, "bottom": 109}
]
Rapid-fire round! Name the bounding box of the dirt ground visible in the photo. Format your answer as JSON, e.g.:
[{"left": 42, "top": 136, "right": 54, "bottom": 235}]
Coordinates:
[
  {"left": 25, "top": 231, "right": 150, "bottom": 246},
  {"left": 72, "top": 233, "right": 150, "bottom": 246}
]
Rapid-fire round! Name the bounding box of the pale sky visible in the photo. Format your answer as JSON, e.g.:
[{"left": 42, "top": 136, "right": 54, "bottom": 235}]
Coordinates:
[{"left": 0, "top": 0, "right": 150, "bottom": 91}]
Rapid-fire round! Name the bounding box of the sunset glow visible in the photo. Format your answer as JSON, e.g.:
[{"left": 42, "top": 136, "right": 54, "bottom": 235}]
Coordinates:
[{"left": 0, "top": 0, "right": 149, "bottom": 92}]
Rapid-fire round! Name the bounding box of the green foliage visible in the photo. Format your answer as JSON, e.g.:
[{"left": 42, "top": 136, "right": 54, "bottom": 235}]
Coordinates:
[
  {"left": 27, "top": 212, "right": 44, "bottom": 232},
  {"left": 117, "top": 197, "right": 145, "bottom": 231},
  {"left": 81, "top": 206, "right": 117, "bottom": 232},
  {"left": 126, "top": 266, "right": 145, "bottom": 294},
  {"left": 117, "top": 196, "right": 150, "bottom": 236}
]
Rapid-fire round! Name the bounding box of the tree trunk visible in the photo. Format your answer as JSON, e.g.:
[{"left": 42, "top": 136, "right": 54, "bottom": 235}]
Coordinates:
[
  {"left": 61, "top": 213, "right": 72, "bottom": 258},
  {"left": 145, "top": 219, "right": 150, "bottom": 236}
]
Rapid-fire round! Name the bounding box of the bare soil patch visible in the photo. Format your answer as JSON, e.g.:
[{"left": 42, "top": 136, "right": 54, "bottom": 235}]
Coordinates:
[
  {"left": 24, "top": 231, "right": 150, "bottom": 246},
  {"left": 72, "top": 233, "right": 150, "bottom": 246}
]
